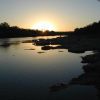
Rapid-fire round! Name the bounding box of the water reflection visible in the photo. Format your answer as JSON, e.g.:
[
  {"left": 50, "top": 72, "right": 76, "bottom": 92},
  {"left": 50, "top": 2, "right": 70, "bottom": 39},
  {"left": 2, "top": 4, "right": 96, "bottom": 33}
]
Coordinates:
[
  {"left": 0, "top": 39, "right": 20, "bottom": 51},
  {"left": 24, "top": 48, "right": 35, "bottom": 50},
  {"left": 0, "top": 36, "right": 99, "bottom": 100},
  {"left": 37, "top": 51, "right": 45, "bottom": 54}
]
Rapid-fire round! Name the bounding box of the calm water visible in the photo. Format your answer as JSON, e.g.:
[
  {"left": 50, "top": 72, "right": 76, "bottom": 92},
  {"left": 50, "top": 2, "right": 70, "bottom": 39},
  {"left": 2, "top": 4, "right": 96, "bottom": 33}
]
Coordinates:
[{"left": 0, "top": 37, "right": 98, "bottom": 100}]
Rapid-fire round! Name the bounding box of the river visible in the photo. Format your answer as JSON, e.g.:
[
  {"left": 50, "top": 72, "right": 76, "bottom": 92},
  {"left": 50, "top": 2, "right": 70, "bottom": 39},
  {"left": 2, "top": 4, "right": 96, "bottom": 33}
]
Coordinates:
[{"left": 0, "top": 36, "right": 98, "bottom": 100}]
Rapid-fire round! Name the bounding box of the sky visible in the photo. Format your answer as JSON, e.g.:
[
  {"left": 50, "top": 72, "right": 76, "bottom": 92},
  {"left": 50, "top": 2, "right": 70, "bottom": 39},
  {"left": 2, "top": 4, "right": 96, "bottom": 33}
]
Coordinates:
[{"left": 0, "top": 0, "right": 100, "bottom": 31}]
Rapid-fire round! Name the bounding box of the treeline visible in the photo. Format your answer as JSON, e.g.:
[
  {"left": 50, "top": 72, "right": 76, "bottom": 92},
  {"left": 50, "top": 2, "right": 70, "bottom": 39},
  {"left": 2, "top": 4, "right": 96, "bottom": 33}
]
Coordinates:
[
  {"left": 0, "top": 22, "right": 60, "bottom": 38},
  {"left": 1, "top": 21, "right": 100, "bottom": 38},
  {"left": 74, "top": 21, "right": 100, "bottom": 35},
  {"left": 0, "top": 22, "right": 42, "bottom": 38}
]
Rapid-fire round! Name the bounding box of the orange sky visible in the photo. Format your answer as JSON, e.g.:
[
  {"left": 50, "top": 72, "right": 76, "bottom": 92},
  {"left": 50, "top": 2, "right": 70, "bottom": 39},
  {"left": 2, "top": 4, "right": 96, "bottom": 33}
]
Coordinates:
[{"left": 0, "top": 0, "right": 100, "bottom": 31}]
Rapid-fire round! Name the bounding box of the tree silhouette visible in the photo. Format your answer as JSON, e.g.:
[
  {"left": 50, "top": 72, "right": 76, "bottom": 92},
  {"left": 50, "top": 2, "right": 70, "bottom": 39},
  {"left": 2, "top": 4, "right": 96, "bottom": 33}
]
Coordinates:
[
  {"left": 0, "top": 22, "right": 10, "bottom": 28},
  {"left": 74, "top": 21, "right": 100, "bottom": 35}
]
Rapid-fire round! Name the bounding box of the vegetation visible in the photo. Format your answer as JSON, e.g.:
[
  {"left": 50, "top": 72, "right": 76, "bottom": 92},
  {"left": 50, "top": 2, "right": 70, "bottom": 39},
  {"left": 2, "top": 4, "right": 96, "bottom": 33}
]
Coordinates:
[
  {"left": 0, "top": 22, "right": 70, "bottom": 38},
  {"left": 74, "top": 21, "right": 100, "bottom": 36},
  {"left": 0, "top": 20, "right": 100, "bottom": 38}
]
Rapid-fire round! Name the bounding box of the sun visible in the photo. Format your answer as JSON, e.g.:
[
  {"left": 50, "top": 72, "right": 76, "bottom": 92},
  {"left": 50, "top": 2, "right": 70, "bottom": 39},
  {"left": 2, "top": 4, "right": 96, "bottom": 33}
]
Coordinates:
[{"left": 31, "top": 21, "right": 55, "bottom": 31}]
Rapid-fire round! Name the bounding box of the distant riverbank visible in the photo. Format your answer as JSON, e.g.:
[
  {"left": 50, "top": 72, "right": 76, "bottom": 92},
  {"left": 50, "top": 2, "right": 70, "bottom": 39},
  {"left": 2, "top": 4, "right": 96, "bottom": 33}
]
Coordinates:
[{"left": 0, "top": 22, "right": 72, "bottom": 38}]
